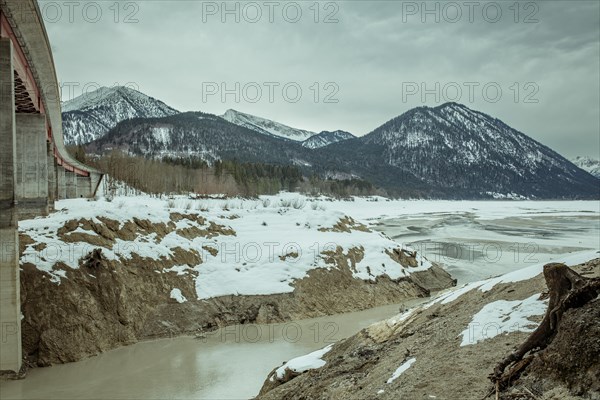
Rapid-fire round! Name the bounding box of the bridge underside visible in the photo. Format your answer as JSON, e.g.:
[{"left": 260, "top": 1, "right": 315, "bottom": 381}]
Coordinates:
[
  {"left": 1, "top": 0, "right": 103, "bottom": 373},
  {"left": 1, "top": 36, "right": 21, "bottom": 375}
]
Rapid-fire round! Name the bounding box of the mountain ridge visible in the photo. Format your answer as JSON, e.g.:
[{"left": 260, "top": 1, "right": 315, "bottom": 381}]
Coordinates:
[
  {"left": 314, "top": 102, "right": 598, "bottom": 198},
  {"left": 74, "top": 89, "right": 598, "bottom": 199},
  {"left": 62, "top": 86, "right": 179, "bottom": 145},
  {"left": 571, "top": 156, "right": 600, "bottom": 178},
  {"left": 221, "top": 109, "right": 316, "bottom": 142},
  {"left": 301, "top": 130, "right": 356, "bottom": 149}
]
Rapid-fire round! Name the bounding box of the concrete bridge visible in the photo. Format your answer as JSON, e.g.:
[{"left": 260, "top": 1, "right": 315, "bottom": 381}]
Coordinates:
[{"left": 1, "top": 0, "right": 103, "bottom": 373}]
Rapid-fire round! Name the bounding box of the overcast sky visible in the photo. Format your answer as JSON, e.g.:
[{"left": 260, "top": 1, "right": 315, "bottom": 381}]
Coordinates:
[{"left": 41, "top": 0, "right": 599, "bottom": 158}]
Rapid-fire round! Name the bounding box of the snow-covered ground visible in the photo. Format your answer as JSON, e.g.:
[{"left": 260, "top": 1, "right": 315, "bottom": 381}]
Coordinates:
[
  {"left": 169, "top": 193, "right": 599, "bottom": 285},
  {"left": 21, "top": 192, "right": 598, "bottom": 291},
  {"left": 19, "top": 193, "right": 436, "bottom": 299}
]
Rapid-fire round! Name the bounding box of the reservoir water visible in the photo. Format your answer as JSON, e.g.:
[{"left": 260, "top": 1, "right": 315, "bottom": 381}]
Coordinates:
[{"left": 0, "top": 300, "right": 423, "bottom": 399}]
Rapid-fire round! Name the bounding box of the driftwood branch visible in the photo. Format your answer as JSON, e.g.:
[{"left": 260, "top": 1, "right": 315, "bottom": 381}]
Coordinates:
[{"left": 489, "top": 263, "right": 600, "bottom": 391}]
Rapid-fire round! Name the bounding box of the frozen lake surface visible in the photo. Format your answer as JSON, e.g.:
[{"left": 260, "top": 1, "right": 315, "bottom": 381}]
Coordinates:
[{"left": 371, "top": 203, "right": 599, "bottom": 284}]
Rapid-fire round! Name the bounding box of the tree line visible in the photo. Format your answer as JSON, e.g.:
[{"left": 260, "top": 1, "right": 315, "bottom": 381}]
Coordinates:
[{"left": 68, "top": 146, "right": 384, "bottom": 198}]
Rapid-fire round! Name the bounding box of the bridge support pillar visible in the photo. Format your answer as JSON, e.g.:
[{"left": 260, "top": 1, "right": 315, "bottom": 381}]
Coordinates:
[
  {"left": 15, "top": 114, "right": 49, "bottom": 219},
  {"left": 65, "top": 170, "right": 77, "bottom": 198},
  {"left": 47, "top": 142, "right": 57, "bottom": 209},
  {"left": 57, "top": 166, "right": 66, "bottom": 199},
  {"left": 90, "top": 173, "right": 102, "bottom": 198},
  {"left": 0, "top": 38, "right": 22, "bottom": 374},
  {"left": 76, "top": 176, "right": 92, "bottom": 198}
]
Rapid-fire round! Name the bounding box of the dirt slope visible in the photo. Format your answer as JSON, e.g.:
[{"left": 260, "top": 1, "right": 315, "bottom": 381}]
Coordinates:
[
  {"left": 18, "top": 212, "right": 455, "bottom": 368},
  {"left": 258, "top": 257, "right": 600, "bottom": 400}
]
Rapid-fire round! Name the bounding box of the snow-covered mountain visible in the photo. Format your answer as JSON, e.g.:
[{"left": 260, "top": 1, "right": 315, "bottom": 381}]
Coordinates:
[
  {"left": 323, "top": 102, "right": 599, "bottom": 198},
  {"left": 87, "top": 102, "right": 598, "bottom": 199},
  {"left": 301, "top": 130, "right": 355, "bottom": 149},
  {"left": 571, "top": 156, "right": 600, "bottom": 178},
  {"left": 62, "top": 86, "right": 179, "bottom": 145},
  {"left": 221, "top": 109, "right": 316, "bottom": 142},
  {"left": 88, "top": 112, "right": 315, "bottom": 166}
]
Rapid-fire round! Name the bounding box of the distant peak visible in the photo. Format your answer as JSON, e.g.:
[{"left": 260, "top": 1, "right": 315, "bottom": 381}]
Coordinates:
[
  {"left": 112, "top": 86, "right": 128, "bottom": 94},
  {"left": 222, "top": 109, "right": 253, "bottom": 119},
  {"left": 62, "top": 85, "right": 178, "bottom": 115},
  {"left": 92, "top": 85, "right": 127, "bottom": 94},
  {"left": 92, "top": 85, "right": 147, "bottom": 97},
  {"left": 64, "top": 85, "right": 134, "bottom": 104},
  {"left": 435, "top": 102, "right": 470, "bottom": 111},
  {"left": 109, "top": 85, "right": 144, "bottom": 95}
]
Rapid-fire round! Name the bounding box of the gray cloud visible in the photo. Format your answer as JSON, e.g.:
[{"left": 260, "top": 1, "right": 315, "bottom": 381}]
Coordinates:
[{"left": 42, "top": 0, "right": 599, "bottom": 158}]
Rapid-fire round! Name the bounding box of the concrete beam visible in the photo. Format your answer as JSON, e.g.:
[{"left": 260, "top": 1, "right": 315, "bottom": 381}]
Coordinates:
[
  {"left": 0, "top": 37, "right": 22, "bottom": 374},
  {"left": 15, "top": 114, "right": 49, "bottom": 219}
]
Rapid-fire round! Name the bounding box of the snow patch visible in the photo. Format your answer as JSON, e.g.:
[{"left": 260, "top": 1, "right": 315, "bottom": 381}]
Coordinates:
[
  {"left": 387, "top": 357, "right": 416, "bottom": 384},
  {"left": 460, "top": 293, "right": 547, "bottom": 346},
  {"left": 152, "top": 127, "right": 171, "bottom": 145},
  {"left": 275, "top": 344, "right": 333, "bottom": 379},
  {"left": 170, "top": 288, "right": 187, "bottom": 303}
]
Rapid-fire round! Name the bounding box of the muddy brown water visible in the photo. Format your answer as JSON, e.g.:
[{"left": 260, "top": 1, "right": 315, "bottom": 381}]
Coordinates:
[{"left": 0, "top": 299, "right": 426, "bottom": 399}]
